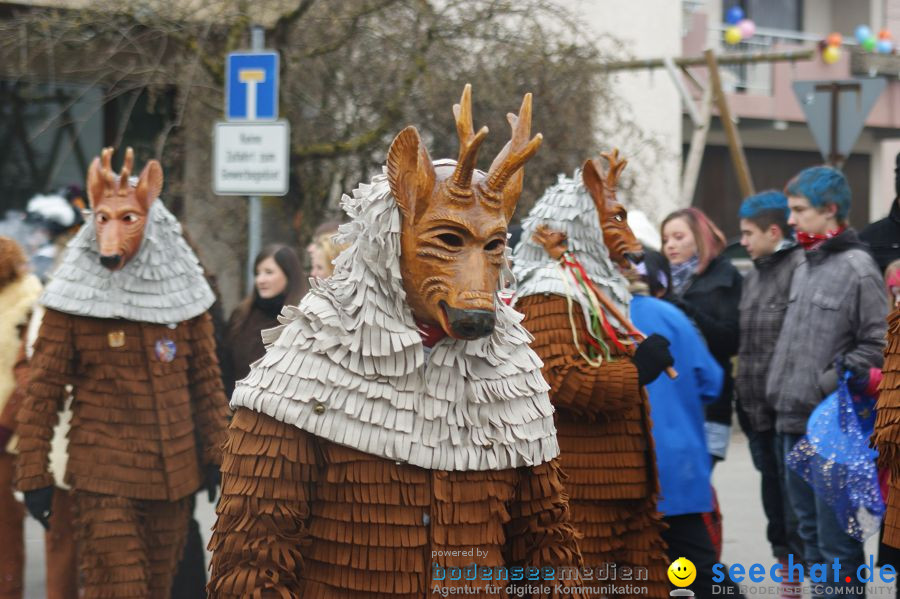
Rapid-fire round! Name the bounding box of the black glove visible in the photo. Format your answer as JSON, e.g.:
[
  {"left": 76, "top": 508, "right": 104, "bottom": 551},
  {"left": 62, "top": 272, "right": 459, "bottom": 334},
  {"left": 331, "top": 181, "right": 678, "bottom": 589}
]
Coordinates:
[
  {"left": 24, "top": 486, "right": 54, "bottom": 531},
  {"left": 633, "top": 333, "right": 674, "bottom": 386},
  {"left": 204, "top": 463, "right": 221, "bottom": 503},
  {"left": 838, "top": 358, "right": 872, "bottom": 396}
]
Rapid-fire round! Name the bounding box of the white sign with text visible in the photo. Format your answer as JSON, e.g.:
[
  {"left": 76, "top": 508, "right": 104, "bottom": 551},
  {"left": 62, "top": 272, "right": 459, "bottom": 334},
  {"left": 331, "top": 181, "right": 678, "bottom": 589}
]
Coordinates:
[{"left": 213, "top": 120, "right": 290, "bottom": 195}]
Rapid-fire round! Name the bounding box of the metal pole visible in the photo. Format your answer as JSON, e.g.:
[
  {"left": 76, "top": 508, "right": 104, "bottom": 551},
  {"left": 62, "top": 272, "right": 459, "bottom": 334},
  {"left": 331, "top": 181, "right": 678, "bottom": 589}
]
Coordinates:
[{"left": 246, "top": 25, "right": 265, "bottom": 293}]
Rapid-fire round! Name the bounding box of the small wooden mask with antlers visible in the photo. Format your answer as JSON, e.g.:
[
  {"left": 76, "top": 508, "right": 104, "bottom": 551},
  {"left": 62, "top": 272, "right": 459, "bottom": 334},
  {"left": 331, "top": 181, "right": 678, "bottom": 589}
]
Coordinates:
[
  {"left": 86, "top": 147, "right": 163, "bottom": 271},
  {"left": 387, "top": 84, "right": 542, "bottom": 340},
  {"left": 582, "top": 149, "right": 643, "bottom": 269}
]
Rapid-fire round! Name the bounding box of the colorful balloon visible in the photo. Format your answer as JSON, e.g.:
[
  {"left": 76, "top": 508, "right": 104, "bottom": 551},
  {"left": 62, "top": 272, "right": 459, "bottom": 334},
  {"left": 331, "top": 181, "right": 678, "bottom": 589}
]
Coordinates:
[
  {"left": 826, "top": 32, "right": 842, "bottom": 47},
  {"left": 855, "top": 25, "right": 872, "bottom": 43},
  {"left": 726, "top": 6, "right": 744, "bottom": 25},
  {"left": 738, "top": 19, "right": 756, "bottom": 39},
  {"left": 877, "top": 39, "right": 894, "bottom": 54},
  {"left": 862, "top": 36, "right": 878, "bottom": 52},
  {"left": 724, "top": 26, "right": 743, "bottom": 45},
  {"left": 878, "top": 29, "right": 893, "bottom": 40},
  {"left": 822, "top": 44, "right": 841, "bottom": 64}
]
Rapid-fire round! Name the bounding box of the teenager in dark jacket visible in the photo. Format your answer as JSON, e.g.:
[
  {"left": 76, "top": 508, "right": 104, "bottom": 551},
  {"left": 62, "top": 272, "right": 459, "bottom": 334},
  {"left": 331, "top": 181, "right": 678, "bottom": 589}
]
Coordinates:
[
  {"left": 736, "top": 191, "right": 804, "bottom": 596},
  {"left": 661, "top": 207, "right": 742, "bottom": 463},
  {"left": 768, "top": 166, "right": 887, "bottom": 599},
  {"left": 860, "top": 152, "right": 900, "bottom": 272},
  {"left": 221, "top": 244, "right": 306, "bottom": 397}
]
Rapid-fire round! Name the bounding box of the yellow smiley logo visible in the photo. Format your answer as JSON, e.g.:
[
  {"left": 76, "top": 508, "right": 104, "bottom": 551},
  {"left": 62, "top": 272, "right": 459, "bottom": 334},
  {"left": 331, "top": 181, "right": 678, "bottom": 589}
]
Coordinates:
[{"left": 668, "top": 557, "right": 697, "bottom": 587}]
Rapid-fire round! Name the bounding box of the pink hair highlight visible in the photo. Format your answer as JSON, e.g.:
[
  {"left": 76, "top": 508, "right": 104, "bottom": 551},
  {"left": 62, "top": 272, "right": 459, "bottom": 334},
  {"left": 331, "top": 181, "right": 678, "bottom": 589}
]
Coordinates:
[{"left": 661, "top": 207, "right": 726, "bottom": 275}]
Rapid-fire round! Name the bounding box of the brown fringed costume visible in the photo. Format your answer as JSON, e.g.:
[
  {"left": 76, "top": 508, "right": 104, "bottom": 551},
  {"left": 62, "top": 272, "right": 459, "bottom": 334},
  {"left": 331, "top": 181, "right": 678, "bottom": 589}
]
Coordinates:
[
  {"left": 209, "top": 86, "right": 589, "bottom": 598},
  {"left": 15, "top": 148, "right": 230, "bottom": 599},
  {"left": 875, "top": 307, "right": 900, "bottom": 547},
  {"left": 512, "top": 156, "right": 670, "bottom": 599}
]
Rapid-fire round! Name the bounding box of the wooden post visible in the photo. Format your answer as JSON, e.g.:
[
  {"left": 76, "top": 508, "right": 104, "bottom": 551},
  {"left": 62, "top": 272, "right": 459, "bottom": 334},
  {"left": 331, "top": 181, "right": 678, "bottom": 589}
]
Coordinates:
[
  {"left": 704, "top": 49, "right": 755, "bottom": 199},
  {"left": 680, "top": 83, "right": 713, "bottom": 206}
]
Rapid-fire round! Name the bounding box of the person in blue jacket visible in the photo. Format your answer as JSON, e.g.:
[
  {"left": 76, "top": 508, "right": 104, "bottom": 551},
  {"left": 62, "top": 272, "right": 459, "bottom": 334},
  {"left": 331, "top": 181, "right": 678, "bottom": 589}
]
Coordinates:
[{"left": 631, "top": 250, "right": 741, "bottom": 598}]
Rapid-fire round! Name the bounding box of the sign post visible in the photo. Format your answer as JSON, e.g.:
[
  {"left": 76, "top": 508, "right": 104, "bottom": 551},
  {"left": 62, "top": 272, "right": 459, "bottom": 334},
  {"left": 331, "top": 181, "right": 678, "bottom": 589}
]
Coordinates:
[{"left": 214, "top": 26, "right": 289, "bottom": 292}]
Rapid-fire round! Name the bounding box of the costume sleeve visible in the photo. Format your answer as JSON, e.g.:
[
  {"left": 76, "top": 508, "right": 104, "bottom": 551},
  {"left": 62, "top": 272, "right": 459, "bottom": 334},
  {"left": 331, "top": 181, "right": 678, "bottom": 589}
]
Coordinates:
[
  {"left": 208, "top": 408, "right": 318, "bottom": 598},
  {"left": 15, "top": 308, "right": 73, "bottom": 491},
  {"left": 516, "top": 294, "right": 639, "bottom": 416},
  {"left": 874, "top": 309, "right": 900, "bottom": 475},
  {"left": 0, "top": 340, "right": 29, "bottom": 432},
  {"left": 188, "top": 312, "right": 231, "bottom": 467},
  {"left": 504, "top": 459, "right": 587, "bottom": 598}
]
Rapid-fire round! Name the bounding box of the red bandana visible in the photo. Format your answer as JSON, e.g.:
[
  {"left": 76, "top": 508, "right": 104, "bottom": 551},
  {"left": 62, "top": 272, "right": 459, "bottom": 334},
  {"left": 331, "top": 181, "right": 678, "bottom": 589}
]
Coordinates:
[
  {"left": 797, "top": 226, "right": 846, "bottom": 251},
  {"left": 416, "top": 319, "right": 447, "bottom": 348}
]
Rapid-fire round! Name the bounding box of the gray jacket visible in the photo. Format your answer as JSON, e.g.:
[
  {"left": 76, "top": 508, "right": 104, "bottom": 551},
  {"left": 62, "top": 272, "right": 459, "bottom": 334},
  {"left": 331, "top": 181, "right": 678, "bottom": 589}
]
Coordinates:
[
  {"left": 736, "top": 243, "right": 804, "bottom": 432},
  {"left": 766, "top": 230, "right": 888, "bottom": 434}
]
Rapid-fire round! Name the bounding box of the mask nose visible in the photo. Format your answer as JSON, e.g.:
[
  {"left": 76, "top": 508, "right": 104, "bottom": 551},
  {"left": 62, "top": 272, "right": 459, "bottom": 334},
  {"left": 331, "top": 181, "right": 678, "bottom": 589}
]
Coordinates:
[
  {"left": 100, "top": 254, "right": 122, "bottom": 270},
  {"left": 443, "top": 304, "right": 495, "bottom": 340},
  {"left": 624, "top": 251, "right": 644, "bottom": 264}
]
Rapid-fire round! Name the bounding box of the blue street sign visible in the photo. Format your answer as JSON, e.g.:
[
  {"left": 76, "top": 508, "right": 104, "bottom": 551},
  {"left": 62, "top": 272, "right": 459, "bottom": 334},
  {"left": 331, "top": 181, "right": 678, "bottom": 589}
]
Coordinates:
[{"left": 225, "top": 51, "right": 279, "bottom": 121}]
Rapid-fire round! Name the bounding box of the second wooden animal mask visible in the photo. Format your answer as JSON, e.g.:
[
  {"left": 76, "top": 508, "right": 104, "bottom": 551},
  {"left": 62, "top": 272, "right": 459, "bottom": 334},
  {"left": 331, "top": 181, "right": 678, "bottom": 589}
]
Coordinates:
[
  {"left": 387, "top": 84, "right": 542, "bottom": 340},
  {"left": 86, "top": 147, "right": 163, "bottom": 271}
]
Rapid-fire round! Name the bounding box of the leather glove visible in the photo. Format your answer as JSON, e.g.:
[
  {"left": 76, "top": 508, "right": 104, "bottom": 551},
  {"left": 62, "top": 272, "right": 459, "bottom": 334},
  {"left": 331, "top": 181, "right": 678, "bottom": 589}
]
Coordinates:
[
  {"left": 633, "top": 333, "right": 674, "bottom": 386},
  {"left": 24, "top": 486, "right": 54, "bottom": 531},
  {"left": 204, "top": 463, "right": 221, "bottom": 503}
]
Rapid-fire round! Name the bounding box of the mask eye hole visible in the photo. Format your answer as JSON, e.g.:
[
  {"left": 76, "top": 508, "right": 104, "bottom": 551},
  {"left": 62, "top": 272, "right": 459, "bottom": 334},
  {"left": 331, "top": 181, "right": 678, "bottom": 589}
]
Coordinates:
[
  {"left": 484, "top": 239, "right": 505, "bottom": 252},
  {"left": 437, "top": 233, "right": 464, "bottom": 248},
  {"left": 96, "top": 214, "right": 109, "bottom": 224},
  {"left": 613, "top": 214, "right": 624, "bottom": 222}
]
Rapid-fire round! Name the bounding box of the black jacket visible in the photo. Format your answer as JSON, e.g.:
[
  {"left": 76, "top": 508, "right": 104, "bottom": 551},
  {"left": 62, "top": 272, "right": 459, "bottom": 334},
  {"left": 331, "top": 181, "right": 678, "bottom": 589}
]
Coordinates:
[
  {"left": 860, "top": 199, "right": 900, "bottom": 273},
  {"left": 666, "top": 254, "right": 742, "bottom": 427}
]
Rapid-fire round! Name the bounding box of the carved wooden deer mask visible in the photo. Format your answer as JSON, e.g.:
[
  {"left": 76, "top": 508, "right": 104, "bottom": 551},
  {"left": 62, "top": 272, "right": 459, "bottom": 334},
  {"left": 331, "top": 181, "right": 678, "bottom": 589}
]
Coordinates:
[
  {"left": 86, "top": 147, "right": 163, "bottom": 271},
  {"left": 387, "top": 84, "right": 542, "bottom": 340},
  {"left": 582, "top": 149, "right": 643, "bottom": 269}
]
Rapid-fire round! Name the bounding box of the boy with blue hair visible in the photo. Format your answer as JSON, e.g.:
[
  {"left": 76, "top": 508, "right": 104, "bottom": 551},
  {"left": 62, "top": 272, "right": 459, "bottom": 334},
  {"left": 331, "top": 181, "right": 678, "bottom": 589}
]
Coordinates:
[
  {"left": 766, "top": 166, "right": 887, "bottom": 599},
  {"left": 736, "top": 190, "right": 804, "bottom": 597}
]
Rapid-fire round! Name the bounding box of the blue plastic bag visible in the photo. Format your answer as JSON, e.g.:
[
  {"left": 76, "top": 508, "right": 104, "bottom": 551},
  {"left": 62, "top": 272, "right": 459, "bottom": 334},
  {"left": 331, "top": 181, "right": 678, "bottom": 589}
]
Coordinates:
[{"left": 786, "top": 373, "right": 884, "bottom": 541}]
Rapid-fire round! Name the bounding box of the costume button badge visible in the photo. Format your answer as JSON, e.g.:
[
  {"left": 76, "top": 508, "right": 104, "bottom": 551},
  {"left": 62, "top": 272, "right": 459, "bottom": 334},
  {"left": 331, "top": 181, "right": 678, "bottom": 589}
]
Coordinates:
[
  {"left": 314, "top": 404, "right": 325, "bottom": 414},
  {"left": 483, "top": 442, "right": 493, "bottom": 449},
  {"left": 154, "top": 338, "right": 177, "bottom": 362},
  {"left": 107, "top": 330, "right": 126, "bottom": 348},
  {"left": 422, "top": 512, "right": 431, "bottom": 525}
]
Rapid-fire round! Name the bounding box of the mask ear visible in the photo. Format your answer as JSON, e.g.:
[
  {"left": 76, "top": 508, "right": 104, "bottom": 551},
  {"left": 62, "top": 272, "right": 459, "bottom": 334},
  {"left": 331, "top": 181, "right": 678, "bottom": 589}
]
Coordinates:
[
  {"left": 135, "top": 160, "right": 163, "bottom": 213},
  {"left": 581, "top": 158, "right": 607, "bottom": 221},
  {"left": 387, "top": 126, "right": 435, "bottom": 224},
  {"left": 86, "top": 157, "right": 105, "bottom": 209}
]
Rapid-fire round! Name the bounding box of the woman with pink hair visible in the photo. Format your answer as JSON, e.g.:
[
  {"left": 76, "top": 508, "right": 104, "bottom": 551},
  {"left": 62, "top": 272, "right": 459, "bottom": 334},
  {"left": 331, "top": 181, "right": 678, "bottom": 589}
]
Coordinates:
[{"left": 661, "top": 208, "right": 742, "bottom": 469}]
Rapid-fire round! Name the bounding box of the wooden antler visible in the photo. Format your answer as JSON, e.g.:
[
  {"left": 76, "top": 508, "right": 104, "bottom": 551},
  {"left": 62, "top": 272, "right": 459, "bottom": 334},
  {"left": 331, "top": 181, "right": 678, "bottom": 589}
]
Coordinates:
[
  {"left": 450, "top": 84, "right": 489, "bottom": 195},
  {"left": 100, "top": 147, "right": 116, "bottom": 188},
  {"left": 485, "top": 93, "right": 543, "bottom": 218},
  {"left": 119, "top": 147, "right": 134, "bottom": 189},
  {"left": 599, "top": 148, "right": 628, "bottom": 193}
]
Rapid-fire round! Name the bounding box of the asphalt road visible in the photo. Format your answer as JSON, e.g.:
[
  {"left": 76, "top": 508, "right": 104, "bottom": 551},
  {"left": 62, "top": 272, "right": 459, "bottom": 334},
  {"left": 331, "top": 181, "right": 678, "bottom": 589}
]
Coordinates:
[{"left": 21, "top": 428, "right": 896, "bottom": 598}]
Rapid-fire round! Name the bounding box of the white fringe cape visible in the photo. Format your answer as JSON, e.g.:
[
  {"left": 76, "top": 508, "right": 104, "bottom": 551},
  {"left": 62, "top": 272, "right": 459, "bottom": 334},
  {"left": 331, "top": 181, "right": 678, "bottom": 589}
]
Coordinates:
[
  {"left": 512, "top": 170, "right": 631, "bottom": 322},
  {"left": 231, "top": 169, "right": 560, "bottom": 472},
  {"left": 40, "top": 200, "right": 214, "bottom": 324}
]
